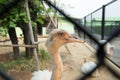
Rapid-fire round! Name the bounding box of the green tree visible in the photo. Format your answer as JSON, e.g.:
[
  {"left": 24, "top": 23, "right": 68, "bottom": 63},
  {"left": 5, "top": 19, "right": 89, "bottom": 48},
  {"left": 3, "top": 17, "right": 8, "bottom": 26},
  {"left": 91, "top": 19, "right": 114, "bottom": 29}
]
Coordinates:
[{"left": 0, "top": 0, "right": 48, "bottom": 58}]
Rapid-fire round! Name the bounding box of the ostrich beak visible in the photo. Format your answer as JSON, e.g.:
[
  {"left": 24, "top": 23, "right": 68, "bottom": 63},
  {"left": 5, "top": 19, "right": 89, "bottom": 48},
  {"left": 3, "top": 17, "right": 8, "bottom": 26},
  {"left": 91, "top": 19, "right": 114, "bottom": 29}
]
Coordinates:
[{"left": 65, "top": 34, "right": 85, "bottom": 43}]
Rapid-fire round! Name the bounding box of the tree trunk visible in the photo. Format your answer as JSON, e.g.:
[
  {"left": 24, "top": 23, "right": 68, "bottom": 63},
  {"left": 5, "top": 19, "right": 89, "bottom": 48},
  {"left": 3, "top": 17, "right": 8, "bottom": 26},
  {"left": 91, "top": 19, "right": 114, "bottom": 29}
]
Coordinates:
[
  {"left": 33, "top": 26, "right": 38, "bottom": 51},
  {"left": 30, "top": 5, "right": 38, "bottom": 51},
  {"left": 25, "top": 0, "right": 40, "bottom": 70},
  {"left": 37, "top": 22, "right": 42, "bottom": 35},
  {"left": 8, "top": 28, "right": 20, "bottom": 59},
  {"left": 20, "top": 23, "right": 33, "bottom": 58}
]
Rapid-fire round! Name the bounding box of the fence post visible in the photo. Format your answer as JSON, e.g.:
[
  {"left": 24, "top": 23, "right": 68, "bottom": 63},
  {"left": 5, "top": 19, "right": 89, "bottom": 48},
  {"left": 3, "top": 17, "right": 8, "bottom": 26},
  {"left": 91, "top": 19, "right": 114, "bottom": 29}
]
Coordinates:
[
  {"left": 101, "top": 5, "right": 106, "bottom": 40},
  {"left": 90, "top": 14, "right": 93, "bottom": 44},
  {"left": 84, "top": 16, "right": 86, "bottom": 40}
]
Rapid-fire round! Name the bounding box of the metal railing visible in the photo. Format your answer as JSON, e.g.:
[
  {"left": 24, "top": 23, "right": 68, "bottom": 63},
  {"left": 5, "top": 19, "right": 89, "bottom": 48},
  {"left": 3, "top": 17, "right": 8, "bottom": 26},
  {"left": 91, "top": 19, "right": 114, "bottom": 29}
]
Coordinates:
[
  {"left": 79, "top": 0, "right": 120, "bottom": 69},
  {"left": 79, "top": 0, "right": 120, "bottom": 41},
  {"left": 43, "top": 0, "right": 120, "bottom": 79}
]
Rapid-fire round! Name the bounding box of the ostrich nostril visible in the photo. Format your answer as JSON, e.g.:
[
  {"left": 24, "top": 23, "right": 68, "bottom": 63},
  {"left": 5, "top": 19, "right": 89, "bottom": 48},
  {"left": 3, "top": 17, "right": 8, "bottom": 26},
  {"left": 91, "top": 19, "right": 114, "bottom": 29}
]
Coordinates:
[{"left": 71, "top": 33, "right": 79, "bottom": 39}]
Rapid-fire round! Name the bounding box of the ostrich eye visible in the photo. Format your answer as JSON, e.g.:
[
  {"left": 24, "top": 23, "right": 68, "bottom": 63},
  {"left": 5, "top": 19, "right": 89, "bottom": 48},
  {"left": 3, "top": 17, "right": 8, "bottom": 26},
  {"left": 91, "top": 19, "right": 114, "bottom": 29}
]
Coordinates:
[{"left": 58, "top": 32, "right": 64, "bottom": 37}]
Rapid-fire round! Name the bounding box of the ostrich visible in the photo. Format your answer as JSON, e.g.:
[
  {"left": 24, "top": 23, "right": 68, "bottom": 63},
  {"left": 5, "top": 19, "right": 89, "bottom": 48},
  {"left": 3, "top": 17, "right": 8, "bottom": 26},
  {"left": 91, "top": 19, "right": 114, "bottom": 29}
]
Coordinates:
[
  {"left": 99, "top": 40, "right": 114, "bottom": 56},
  {"left": 81, "top": 40, "right": 114, "bottom": 77},
  {"left": 81, "top": 56, "right": 100, "bottom": 77},
  {"left": 31, "top": 29, "right": 85, "bottom": 80}
]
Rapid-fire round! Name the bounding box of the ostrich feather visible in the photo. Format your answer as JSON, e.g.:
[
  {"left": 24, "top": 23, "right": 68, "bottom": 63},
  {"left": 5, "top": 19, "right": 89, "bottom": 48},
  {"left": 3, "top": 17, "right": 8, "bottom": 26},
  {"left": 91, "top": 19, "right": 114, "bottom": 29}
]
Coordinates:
[
  {"left": 99, "top": 40, "right": 114, "bottom": 56},
  {"left": 31, "top": 70, "right": 52, "bottom": 80},
  {"left": 81, "top": 62, "right": 97, "bottom": 74}
]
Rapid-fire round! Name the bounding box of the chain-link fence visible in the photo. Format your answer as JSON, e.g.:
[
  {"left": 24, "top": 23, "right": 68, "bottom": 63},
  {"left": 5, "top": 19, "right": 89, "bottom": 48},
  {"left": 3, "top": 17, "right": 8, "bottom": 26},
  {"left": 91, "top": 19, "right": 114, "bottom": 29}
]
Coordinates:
[
  {"left": 0, "top": 0, "right": 120, "bottom": 80},
  {"left": 44, "top": 0, "right": 120, "bottom": 79},
  {"left": 79, "top": 0, "right": 120, "bottom": 69}
]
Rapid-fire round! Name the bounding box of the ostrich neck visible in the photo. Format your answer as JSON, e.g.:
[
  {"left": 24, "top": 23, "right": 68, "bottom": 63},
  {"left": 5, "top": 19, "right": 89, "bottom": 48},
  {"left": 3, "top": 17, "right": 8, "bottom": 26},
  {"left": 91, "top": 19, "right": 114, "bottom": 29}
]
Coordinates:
[{"left": 51, "top": 51, "right": 63, "bottom": 80}]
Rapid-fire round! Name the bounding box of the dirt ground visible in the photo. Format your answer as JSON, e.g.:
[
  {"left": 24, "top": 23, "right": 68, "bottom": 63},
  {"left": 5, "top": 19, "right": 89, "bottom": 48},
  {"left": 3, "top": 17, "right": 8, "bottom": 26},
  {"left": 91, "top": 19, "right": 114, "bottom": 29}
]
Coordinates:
[{"left": 0, "top": 37, "right": 119, "bottom": 80}]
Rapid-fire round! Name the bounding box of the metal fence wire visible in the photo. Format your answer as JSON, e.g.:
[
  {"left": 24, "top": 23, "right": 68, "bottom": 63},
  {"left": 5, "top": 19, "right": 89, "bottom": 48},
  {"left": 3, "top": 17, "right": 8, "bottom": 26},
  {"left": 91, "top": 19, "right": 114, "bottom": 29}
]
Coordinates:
[
  {"left": 44, "top": 0, "right": 120, "bottom": 80},
  {"left": 0, "top": 0, "right": 120, "bottom": 80}
]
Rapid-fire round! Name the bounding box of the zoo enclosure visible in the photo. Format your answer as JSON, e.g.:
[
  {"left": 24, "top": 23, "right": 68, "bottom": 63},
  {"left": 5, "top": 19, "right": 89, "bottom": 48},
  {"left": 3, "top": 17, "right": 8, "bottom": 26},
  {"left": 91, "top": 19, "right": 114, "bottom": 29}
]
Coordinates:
[
  {"left": 78, "top": 0, "right": 120, "bottom": 68},
  {"left": 0, "top": 0, "right": 120, "bottom": 80},
  {"left": 79, "top": 0, "right": 120, "bottom": 42},
  {"left": 44, "top": 0, "right": 120, "bottom": 79}
]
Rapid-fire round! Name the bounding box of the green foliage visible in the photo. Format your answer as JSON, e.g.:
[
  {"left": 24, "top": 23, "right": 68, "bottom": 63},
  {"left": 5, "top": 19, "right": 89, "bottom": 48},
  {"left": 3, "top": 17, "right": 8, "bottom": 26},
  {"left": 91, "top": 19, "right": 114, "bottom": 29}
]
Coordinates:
[
  {"left": 37, "top": 15, "right": 45, "bottom": 25},
  {"left": 0, "top": 27, "right": 8, "bottom": 36},
  {"left": 0, "top": 1, "right": 27, "bottom": 30},
  {"left": 0, "top": 0, "right": 51, "bottom": 35},
  {"left": 39, "top": 48, "right": 50, "bottom": 61},
  {"left": 0, "top": 54, "right": 35, "bottom": 72},
  {"left": 38, "top": 48, "right": 50, "bottom": 70},
  {"left": 0, "top": 48, "right": 50, "bottom": 72}
]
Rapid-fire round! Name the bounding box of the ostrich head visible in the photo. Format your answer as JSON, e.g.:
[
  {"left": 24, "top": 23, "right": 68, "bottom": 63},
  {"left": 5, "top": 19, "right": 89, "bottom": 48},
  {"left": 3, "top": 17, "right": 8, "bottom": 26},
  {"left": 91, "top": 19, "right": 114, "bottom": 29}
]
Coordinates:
[{"left": 46, "top": 29, "right": 80, "bottom": 54}]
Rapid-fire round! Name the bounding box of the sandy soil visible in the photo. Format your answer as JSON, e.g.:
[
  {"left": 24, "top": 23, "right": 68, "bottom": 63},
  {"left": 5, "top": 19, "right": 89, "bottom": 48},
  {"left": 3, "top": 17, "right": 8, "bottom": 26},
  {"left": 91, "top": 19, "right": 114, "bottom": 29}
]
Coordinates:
[
  {"left": 0, "top": 37, "right": 119, "bottom": 80},
  {"left": 35, "top": 38, "right": 119, "bottom": 80},
  {"left": 60, "top": 43, "right": 119, "bottom": 80}
]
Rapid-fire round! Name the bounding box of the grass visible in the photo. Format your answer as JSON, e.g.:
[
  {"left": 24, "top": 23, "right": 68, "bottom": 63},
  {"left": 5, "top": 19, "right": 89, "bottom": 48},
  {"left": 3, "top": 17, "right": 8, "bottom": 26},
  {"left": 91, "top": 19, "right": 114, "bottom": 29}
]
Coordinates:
[
  {"left": 0, "top": 48, "right": 50, "bottom": 72},
  {"left": 38, "top": 48, "right": 50, "bottom": 70}
]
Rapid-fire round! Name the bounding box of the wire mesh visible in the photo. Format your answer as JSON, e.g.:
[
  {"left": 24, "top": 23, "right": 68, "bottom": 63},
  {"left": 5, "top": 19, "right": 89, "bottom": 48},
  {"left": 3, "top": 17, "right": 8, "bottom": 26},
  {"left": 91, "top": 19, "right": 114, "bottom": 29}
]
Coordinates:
[
  {"left": 43, "top": 0, "right": 120, "bottom": 79},
  {"left": 0, "top": 0, "right": 120, "bottom": 80}
]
